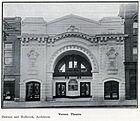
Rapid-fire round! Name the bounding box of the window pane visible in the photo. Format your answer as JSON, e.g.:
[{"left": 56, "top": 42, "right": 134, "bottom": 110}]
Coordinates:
[
  {"left": 59, "top": 64, "right": 65, "bottom": 72},
  {"left": 69, "top": 61, "right": 72, "bottom": 68},
  {"left": 133, "top": 28, "right": 138, "bottom": 35},
  {"left": 81, "top": 63, "right": 87, "bottom": 72},
  {"left": 5, "top": 58, "right": 12, "bottom": 65},
  {"left": 5, "top": 44, "right": 12, "bottom": 50},
  {"left": 133, "top": 22, "right": 138, "bottom": 29},
  {"left": 74, "top": 61, "right": 77, "bottom": 68},
  {"left": 4, "top": 51, "right": 12, "bottom": 57},
  {"left": 81, "top": 63, "right": 86, "bottom": 68},
  {"left": 68, "top": 79, "right": 78, "bottom": 91},
  {"left": 133, "top": 47, "right": 137, "bottom": 55},
  {"left": 133, "top": 47, "right": 138, "bottom": 61}
]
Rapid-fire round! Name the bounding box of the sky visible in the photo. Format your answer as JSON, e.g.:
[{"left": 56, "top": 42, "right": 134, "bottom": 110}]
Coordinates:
[{"left": 3, "top": 3, "right": 124, "bottom": 22}]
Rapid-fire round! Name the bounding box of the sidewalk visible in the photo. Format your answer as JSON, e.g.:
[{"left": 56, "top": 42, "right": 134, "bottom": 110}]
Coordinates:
[{"left": 2, "top": 100, "right": 137, "bottom": 108}]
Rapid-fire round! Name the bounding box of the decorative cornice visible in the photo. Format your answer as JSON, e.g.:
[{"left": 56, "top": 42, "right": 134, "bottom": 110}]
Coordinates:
[
  {"left": 21, "top": 34, "right": 49, "bottom": 43},
  {"left": 51, "top": 32, "right": 96, "bottom": 43},
  {"left": 20, "top": 33, "right": 127, "bottom": 44}
]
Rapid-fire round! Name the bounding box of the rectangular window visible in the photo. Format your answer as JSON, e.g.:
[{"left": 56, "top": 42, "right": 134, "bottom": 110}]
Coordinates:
[
  {"left": 5, "top": 44, "right": 12, "bottom": 50},
  {"left": 4, "top": 51, "right": 12, "bottom": 57},
  {"left": 133, "top": 47, "right": 138, "bottom": 62},
  {"left": 4, "top": 43, "right": 13, "bottom": 65},
  {"left": 133, "top": 22, "right": 138, "bottom": 35},
  {"left": 74, "top": 61, "right": 77, "bottom": 68},
  {"left": 69, "top": 61, "right": 72, "bottom": 68}
]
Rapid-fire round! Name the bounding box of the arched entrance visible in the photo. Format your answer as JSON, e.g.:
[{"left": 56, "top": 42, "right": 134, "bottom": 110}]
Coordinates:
[
  {"left": 26, "top": 81, "right": 40, "bottom": 101},
  {"left": 104, "top": 81, "right": 119, "bottom": 100},
  {"left": 53, "top": 50, "right": 92, "bottom": 98}
]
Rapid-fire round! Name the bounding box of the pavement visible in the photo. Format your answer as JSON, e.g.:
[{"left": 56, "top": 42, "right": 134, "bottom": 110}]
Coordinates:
[{"left": 2, "top": 99, "right": 137, "bottom": 108}]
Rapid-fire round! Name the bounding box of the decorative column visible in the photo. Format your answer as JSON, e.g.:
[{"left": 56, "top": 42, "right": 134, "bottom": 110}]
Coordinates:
[
  {"left": 120, "top": 82, "right": 126, "bottom": 101},
  {"left": 46, "top": 72, "right": 53, "bottom": 101},
  {"left": 19, "top": 82, "right": 25, "bottom": 101},
  {"left": 92, "top": 72, "right": 103, "bottom": 101},
  {"left": 40, "top": 82, "right": 46, "bottom": 101}
]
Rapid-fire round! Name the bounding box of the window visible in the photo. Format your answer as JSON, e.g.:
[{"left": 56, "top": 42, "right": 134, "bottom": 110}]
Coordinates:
[
  {"left": 68, "top": 79, "right": 78, "bottom": 91},
  {"left": 5, "top": 44, "right": 12, "bottom": 50},
  {"left": 81, "top": 63, "right": 87, "bottom": 72},
  {"left": 74, "top": 61, "right": 77, "bottom": 68},
  {"left": 133, "top": 47, "right": 138, "bottom": 62},
  {"left": 54, "top": 54, "right": 92, "bottom": 77},
  {"left": 69, "top": 61, "right": 73, "bottom": 68},
  {"left": 59, "top": 64, "right": 65, "bottom": 72},
  {"left": 133, "top": 22, "right": 138, "bottom": 35},
  {"left": 4, "top": 43, "right": 13, "bottom": 65}
]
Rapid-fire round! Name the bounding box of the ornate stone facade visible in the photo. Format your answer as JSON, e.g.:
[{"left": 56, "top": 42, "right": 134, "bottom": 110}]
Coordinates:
[{"left": 20, "top": 15, "right": 126, "bottom": 101}]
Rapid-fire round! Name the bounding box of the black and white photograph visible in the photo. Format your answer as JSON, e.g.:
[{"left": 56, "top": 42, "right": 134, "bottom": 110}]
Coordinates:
[{"left": 1, "top": 1, "right": 138, "bottom": 110}]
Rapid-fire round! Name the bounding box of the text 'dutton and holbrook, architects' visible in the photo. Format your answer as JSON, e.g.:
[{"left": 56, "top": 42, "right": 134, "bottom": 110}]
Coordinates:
[{"left": 19, "top": 15, "right": 126, "bottom": 101}]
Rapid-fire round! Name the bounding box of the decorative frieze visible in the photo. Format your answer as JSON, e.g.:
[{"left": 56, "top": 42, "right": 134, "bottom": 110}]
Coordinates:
[
  {"left": 27, "top": 49, "right": 39, "bottom": 67},
  {"left": 106, "top": 47, "right": 119, "bottom": 75},
  {"left": 21, "top": 35, "right": 49, "bottom": 44},
  {"left": 20, "top": 33, "right": 127, "bottom": 45}
]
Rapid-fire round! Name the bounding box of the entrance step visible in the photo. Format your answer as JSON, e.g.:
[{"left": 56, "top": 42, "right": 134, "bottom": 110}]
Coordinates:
[{"left": 53, "top": 98, "right": 92, "bottom": 101}]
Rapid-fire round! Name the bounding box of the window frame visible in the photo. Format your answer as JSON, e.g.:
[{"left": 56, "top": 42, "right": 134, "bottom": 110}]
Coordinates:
[
  {"left": 53, "top": 54, "right": 92, "bottom": 77},
  {"left": 4, "top": 43, "right": 13, "bottom": 65},
  {"left": 68, "top": 79, "right": 78, "bottom": 91}
]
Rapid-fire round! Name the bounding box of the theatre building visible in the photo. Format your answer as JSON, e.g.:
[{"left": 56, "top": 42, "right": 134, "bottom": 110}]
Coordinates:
[{"left": 18, "top": 14, "right": 127, "bottom": 102}]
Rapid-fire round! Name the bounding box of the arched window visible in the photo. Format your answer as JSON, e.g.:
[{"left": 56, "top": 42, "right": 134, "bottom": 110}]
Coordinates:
[
  {"left": 53, "top": 54, "right": 92, "bottom": 78},
  {"left": 68, "top": 79, "right": 78, "bottom": 91},
  {"left": 104, "top": 81, "right": 119, "bottom": 100}
]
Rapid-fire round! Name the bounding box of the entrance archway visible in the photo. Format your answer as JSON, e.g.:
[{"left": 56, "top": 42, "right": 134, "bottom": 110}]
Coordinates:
[
  {"left": 49, "top": 45, "right": 99, "bottom": 73},
  {"left": 52, "top": 50, "right": 93, "bottom": 98}
]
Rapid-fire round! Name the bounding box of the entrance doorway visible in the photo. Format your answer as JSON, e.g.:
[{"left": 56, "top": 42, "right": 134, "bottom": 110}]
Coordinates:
[
  {"left": 56, "top": 82, "right": 66, "bottom": 97},
  {"left": 3, "top": 81, "right": 15, "bottom": 101},
  {"left": 26, "top": 81, "right": 40, "bottom": 101},
  {"left": 80, "top": 82, "right": 90, "bottom": 97},
  {"left": 104, "top": 81, "right": 119, "bottom": 100}
]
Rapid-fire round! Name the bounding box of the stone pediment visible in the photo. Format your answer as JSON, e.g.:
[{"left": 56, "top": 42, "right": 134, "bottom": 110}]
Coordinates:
[
  {"left": 47, "top": 14, "right": 99, "bottom": 25},
  {"left": 46, "top": 14, "right": 101, "bottom": 35}
]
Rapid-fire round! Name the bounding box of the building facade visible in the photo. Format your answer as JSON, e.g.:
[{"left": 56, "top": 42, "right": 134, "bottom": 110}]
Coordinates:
[
  {"left": 19, "top": 15, "right": 126, "bottom": 101},
  {"left": 2, "top": 17, "right": 21, "bottom": 101},
  {"left": 119, "top": 3, "right": 138, "bottom": 99}
]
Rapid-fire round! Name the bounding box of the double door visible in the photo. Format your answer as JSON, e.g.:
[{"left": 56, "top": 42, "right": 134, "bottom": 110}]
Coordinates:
[
  {"left": 26, "top": 82, "right": 40, "bottom": 101},
  {"left": 56, "top": 82, "right": 66, "bottom": 97},
  {"left": 80, "top": 82, "right": 90, "bottom": 97},
  {"left": 56, "top": 82, "right": 90, "bottom": 97}
]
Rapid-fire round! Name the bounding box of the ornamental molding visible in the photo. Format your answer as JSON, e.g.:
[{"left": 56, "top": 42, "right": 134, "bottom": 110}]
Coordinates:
[
  {"left": 106, "top": 47, "right": 119, "bottom": 75},
  {"left": 50, "top": 32, "right": 96, "bottom": 43},
  {"left": 106, "top": 47, "right": 119, "bottom": 59},
  {"left": 67, "top": 25, "right": 79, "bottom": 32},
  {"left": 27, "top": 49, "right": 39, "bottom": 67},
  {"left": 20, "top": 33, "right": 127, "bottom": 44},
  {"left": 48, "top": 45, "right": 99, "bottom": 73}
]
